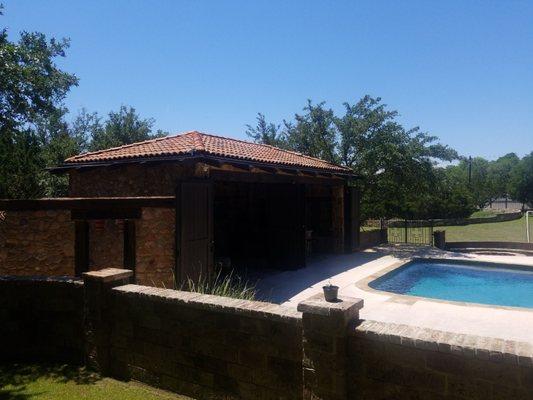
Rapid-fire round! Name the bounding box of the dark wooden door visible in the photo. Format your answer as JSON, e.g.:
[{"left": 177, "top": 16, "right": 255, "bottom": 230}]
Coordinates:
[
  {"left": 344, "top": 186, "right": 361, "bottom": 253},
  {"left": 267, "top": 183, "right": 306, "bottom": 269},
  {"left": 176, "top": 180, "right": 213, "bottom": 285}
]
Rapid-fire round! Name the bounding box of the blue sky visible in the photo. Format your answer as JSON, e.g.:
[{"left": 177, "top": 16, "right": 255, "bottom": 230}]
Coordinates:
[{"left": 3, "top": 0, "right": 533, "bottom": 159}]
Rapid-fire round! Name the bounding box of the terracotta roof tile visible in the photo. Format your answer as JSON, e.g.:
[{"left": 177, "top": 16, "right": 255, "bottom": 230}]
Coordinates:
[{"left": 64, "top": 131, "right": 351, "bottom": 173}]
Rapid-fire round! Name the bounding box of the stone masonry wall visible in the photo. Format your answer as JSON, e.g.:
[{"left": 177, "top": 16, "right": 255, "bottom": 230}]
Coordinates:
[
  {"left": 349, "top": 320, "right": 533, "bottom": 399},
  {"left": 136, "top": 208, "right": 175, "bottom": 287},
  {"left": 107, "top": 284, "right": 303, "bottom": 400},
  {"left": 0, "top": 210, "right": 74, "bottom": 276},
  {"left": 89, "top": 219, "right": 124, "bottom": 270},
  {"left": 68, "top": 163, "right": 193, "bottom": 197},
  {"left": 0, "top": 276, "right": 85, "bottom": 362}
]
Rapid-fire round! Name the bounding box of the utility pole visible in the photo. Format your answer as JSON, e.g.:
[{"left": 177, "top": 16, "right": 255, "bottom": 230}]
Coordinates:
[{"left": 468, "top": 156, "right": 472, "bottom": 186}]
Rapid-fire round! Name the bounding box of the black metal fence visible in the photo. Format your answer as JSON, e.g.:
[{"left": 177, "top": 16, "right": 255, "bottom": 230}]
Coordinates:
[{"left": 387, "top": 220, "right": 434, "bottom": 245}]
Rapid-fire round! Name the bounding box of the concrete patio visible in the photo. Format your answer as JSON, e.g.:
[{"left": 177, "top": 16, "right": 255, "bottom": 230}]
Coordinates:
[{"left": 255, "top": 245, "right": 533, "bottom": 344}]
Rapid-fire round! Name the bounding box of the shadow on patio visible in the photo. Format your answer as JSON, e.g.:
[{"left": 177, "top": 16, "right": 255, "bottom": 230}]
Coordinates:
[{"left": 254, "top": 244, "right": 474, "bottom": 304}]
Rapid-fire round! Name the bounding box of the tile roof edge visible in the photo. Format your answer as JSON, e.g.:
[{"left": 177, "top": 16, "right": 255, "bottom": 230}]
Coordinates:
[
  {"left": 64, "top": 131, "right": 198, "bottom": 163},
  {"left": 63, "top": 130, "right": 352, "bottom": 172},
  {"left": 191, "top": 131, "right": 351, "bottom": 172}
]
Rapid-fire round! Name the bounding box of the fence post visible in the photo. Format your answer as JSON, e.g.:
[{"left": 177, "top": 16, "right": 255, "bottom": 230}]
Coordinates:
[
  {"left": 298, "top": 294, "right": 363, "bottom": 400},
  {"left": 83, "top": 268, "right": 133, "bottom": 374},
  {"left": 404, "top": 219, "right": 408, "bottom": 243}
]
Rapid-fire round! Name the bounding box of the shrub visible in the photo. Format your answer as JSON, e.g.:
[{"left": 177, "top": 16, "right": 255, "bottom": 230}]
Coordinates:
[{"left": 182, "top": 270, "right": 256, "bottom": 301}]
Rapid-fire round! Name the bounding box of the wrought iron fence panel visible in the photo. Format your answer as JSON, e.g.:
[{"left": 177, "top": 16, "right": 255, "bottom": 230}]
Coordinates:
[{"left": 387, "top": 220, "right": 434, "bottom": 246}]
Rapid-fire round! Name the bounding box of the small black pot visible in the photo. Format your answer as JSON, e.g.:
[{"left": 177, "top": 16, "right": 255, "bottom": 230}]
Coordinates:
[{"left": 322, "top": 285, "right": 339, "bottom": 302}]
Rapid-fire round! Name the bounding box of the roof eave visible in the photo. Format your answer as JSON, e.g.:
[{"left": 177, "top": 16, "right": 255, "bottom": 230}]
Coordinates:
[{"left": 49, "top": 153, "right": 359, "bottom": 179}]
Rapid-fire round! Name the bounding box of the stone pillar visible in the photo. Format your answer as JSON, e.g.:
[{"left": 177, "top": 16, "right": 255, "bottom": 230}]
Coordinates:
[
  {"left": 297, "top": 294, "right": 363, "bottom": 400},
  {"left": 83, "top": 268, "right": 133, "bottom": 374}
]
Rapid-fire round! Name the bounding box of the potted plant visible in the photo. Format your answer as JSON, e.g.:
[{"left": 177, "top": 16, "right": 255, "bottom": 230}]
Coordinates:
[{"left": 322, "top": 281, "right": 339, "bottom": 302}]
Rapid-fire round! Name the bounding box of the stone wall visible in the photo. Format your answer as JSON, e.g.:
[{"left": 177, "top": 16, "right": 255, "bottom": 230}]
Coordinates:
[
  {"left": 348, "top": 320, "right": 533, "bottom": 399},
  {"left": 136, "top": 207, "right": 175, "bottom": 287},
  {"left": 0, "top": 276, "right": 84, "bottom": 362},
  {"left": 68, "top": 163, "right": 193, "bottom": 197},
  {"left": 0, "top": 207, "right": 175, "bottom": 287},
  {"left": 387, "top": 211, "right": 523, "bottom": 228},
  {"left": 89, "top": 219, "right": 124, "bottom": 270},
  {"left": 0, "top": 210, "right": 74, "bottom": 276},
  {"left": 359, "top": 229, "right": 387, "bottom": 249}
]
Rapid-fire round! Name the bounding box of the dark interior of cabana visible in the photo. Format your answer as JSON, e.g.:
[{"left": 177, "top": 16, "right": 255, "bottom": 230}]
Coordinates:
[
  {"left": 174, "top": 163, "right": 358, "bottom": 284},
  {"left": 212, "top": 180, "right": 346, "bottom": 276}
]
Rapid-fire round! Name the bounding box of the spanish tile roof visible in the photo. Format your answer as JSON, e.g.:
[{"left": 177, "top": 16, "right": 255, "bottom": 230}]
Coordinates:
[{"left": 64, "top": 131, "right": 352, "bottom": 173}]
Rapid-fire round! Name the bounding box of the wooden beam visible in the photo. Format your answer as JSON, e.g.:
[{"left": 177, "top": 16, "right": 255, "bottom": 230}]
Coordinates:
[
  {"left": 74, "top": 220, "right": 89, "bottom": 276},
  {"left": 0, "top": 196, "right": 175, "bottom": 211},
  {"left": 209, "top": 169, "right": 344, "bottom": 185},
  {"left": 123, "top": 220, "right": 136, "bottom": 277}
]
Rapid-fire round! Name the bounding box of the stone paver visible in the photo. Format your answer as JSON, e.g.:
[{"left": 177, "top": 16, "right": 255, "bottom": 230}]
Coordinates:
[{"left": 255, "top": 245, "right": 533, "bottom": 344}]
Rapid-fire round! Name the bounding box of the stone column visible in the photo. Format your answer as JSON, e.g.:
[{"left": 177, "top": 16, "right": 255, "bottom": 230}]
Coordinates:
[
  {"left": 83, "top": 268, "right": 133, "bottom": 374},
  {"left": 297, "top": 294, "right": 363, "bottom": 400}
]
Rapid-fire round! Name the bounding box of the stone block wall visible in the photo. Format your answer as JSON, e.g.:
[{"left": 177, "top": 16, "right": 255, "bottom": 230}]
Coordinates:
[
  {"left": 348, "top": 320, "right": 533, "bottom": 399},
  {"left": 0, "top": 210, "right": 75, "bottom": 276},
  {"left": 0, "top": 276, "right": 84, "bottom": 362},
  {"left": 3, "top": 270, "right": 532, "bottom": 400},
  {"left": 107, "top": 284, "right": 303, "bottom": 400}
]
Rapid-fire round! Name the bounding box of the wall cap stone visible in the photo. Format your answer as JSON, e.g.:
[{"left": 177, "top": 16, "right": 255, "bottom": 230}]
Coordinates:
[
  {"left": 83, "top": 268, "right": 133, "bottom": 283},
  {"left": 353, "top": 319, "right": 533, "bottom": 367},
  {"left": 113, "top": 284, "right": 302, "bottom": 324},
  {"left": 0, "top": 275, "right": 82, "bottom": 285},
  {"left": 297, "top": 293, "right": 364, "bottom": 317}
]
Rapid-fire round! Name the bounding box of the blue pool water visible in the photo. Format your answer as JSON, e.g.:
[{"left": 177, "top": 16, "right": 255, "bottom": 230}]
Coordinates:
[{"left": 369, "top": 259, "right": 533, "bottom": 308}]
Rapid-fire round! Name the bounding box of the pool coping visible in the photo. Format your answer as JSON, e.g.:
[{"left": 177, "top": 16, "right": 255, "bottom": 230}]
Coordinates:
[{"left": 355, "top": 256, "right": 533, "bottom": 314}]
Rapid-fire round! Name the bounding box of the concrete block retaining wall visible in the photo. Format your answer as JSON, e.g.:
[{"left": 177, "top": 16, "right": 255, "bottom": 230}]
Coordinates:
[
  {"left": 107, "top": 284, "right": 303, "bottom": 399},
  {"left": 349, "top": 320, "right": 533, "bottom": 399},
  {"left": 0, "top": 276, "right": 85, "bottom": 362},
  {"left": 1, "top": 270, "right": 532, "bottom": 400},
  {"left": 358, "top": 229, "right": 388, "bottom": 249}
]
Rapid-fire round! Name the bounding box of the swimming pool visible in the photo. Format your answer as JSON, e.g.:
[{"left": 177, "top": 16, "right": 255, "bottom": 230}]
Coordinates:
[{"left": 369, "top": 259, "right": 533, "bottom": 308}]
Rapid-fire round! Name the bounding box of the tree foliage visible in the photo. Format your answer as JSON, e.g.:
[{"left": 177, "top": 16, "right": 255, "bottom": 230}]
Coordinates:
[
  {"left": 247, "top": 96, "right": 463, "bottom": 220},
  {"left": 89, "top": 106, "right": 166, "bottom": 151},
  {"left": 0, "top": 8, "right": 78, "bottom": 198},
  {"left": 0, "top": 5, "right": 166, "bottom": 198},
  {"left": 509, "top": 152, "right": 533, "bottom": 207}
]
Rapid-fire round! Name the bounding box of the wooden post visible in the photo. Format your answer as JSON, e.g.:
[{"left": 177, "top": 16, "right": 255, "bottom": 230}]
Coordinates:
[
  {"left": 123, "top": 220, "right": 136, "bottom": 278},
  {"left": 74, "top": 220, "right": 89, "bottom": 276},
  {"left": 344, "top": 186, "right": 360, "bottom": 253}
]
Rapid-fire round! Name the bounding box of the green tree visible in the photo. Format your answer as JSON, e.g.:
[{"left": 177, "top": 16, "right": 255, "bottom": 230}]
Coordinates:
[
  {"left": 487, "top": 153, "right": 520, "bottom": 201},
  {"left": 89, "top": 106, "right": 165, "bottom": 151},
  {"left": 245, "top": 113, "right": 282, "bottom": 146},
  {"left": 335, "top": 96, "right": 458, "bottom": 219},
  {"left": 0, "top": 6, "right": 78, "bottom": 198},
  {"left": 509, "top": 152, "right": 533, "bottom": 207},
  {"left": 248, "top": 96, "right": 460, "bottom": 220},
  {"left": 283, "top": 100, "right": 338, "bottom": 164},
  {"left": 35, "top": 108, "right": 85, "bottom": 196}
]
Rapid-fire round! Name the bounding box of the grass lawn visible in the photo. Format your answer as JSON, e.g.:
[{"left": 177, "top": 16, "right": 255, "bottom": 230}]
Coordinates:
[
  {"left": 386, "top": 215, "right": 530, "bottom": 243},
  {"left": 468, "top": 210, "right": 499, "bottom": 219},
  {"left": 0, "top": 364, "right": 191, "bottom": 400},
  {"left": 438, "top": 215, "right": 529, "bottom": 242}
]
